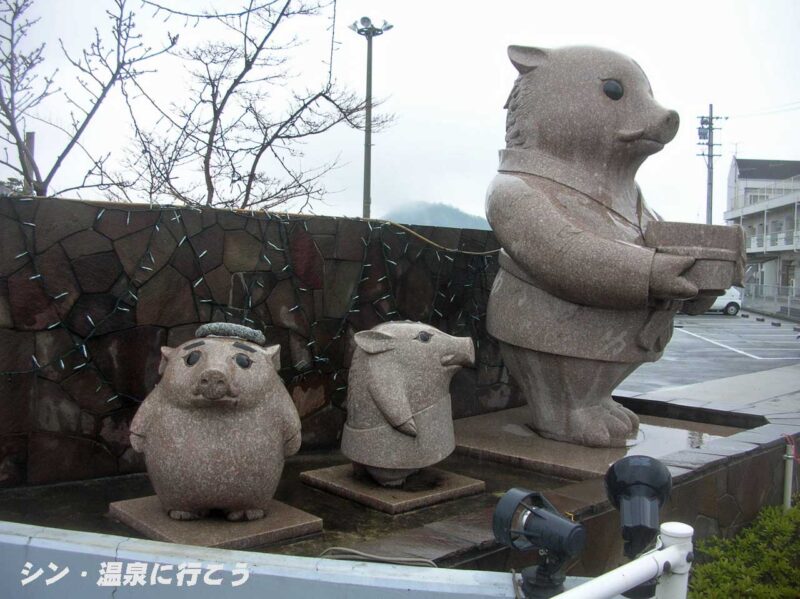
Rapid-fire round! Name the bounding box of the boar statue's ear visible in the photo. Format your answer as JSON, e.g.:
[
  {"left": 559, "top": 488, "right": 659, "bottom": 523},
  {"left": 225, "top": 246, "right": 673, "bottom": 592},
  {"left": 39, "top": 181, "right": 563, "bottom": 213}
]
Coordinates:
[
  {"left": 507, "top": 45, "right": 549, "bottom": 74},
  {"left": 158, "top": 346, "right": 174, "bottom": 376},
  {"left": 354, "top": 330, "right": 396, "bottom": 355},
  {"left": 264, "top": 345, "right": 281, "bottom": 371}
]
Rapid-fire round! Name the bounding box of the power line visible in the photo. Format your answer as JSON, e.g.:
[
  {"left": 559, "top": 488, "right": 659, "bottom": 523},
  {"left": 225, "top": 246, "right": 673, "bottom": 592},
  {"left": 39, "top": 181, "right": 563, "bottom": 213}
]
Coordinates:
[{"left": 729, "top": 100, "right": 800, "bottom": 119}]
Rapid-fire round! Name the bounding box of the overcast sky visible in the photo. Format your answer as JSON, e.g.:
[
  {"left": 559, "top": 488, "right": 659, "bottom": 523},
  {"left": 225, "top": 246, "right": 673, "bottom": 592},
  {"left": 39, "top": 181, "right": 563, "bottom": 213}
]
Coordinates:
[{"left": 10, "top": 0, "right": 800, "bottom": 225}]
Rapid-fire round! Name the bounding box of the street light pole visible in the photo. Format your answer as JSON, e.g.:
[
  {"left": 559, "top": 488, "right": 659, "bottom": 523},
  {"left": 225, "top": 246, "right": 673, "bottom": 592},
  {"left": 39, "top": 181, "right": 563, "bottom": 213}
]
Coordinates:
[
  {"left": 350, "top": 16, "right": 392, "bottom": 219},
  {"left": 364, "top": 32, "right": 373, "bottom": 220}
]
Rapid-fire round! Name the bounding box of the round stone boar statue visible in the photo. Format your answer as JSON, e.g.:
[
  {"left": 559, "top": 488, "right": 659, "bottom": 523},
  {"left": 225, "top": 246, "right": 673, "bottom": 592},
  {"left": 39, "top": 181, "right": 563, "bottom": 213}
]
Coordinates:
[
  {"left": 485, "top": 45, "right": 744, "bottom": 448},
  {"left": 340, "top": 321, "right": 475, "bottom": 487},
  {"left": 129, "top": 323, "right": 301, "bottom": 521}
]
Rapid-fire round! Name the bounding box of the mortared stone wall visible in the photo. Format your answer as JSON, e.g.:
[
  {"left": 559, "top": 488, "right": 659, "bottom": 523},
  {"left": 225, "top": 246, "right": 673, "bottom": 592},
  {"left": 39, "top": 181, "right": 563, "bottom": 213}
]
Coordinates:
[{"left": 0, "top": 197, "right": 520, "bottom": 486}]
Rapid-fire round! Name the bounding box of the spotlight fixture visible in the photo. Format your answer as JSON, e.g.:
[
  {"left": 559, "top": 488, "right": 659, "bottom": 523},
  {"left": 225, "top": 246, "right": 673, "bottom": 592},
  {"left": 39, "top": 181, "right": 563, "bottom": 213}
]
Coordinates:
[
  {"left": 605, "top": 455, "right": 673, "bottom": 599},
  {"left": 493, "top": 488, "right": 586, "bottom": 598},
  {"left": 604, "top": 455, "right": 672, "bottom": 558}
]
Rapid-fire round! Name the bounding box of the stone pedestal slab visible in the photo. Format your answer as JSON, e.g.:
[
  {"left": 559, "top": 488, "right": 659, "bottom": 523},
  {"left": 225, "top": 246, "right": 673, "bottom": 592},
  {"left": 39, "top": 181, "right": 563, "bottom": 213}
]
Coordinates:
[
  {"left": 300, "top": 464, "right": 484, "bottom": 515},
  {"left": 453, "top": 407, "right": 740, "bottom": 480},
  {"left": 109, "top": 495, "right": 322, "bottom": 549}
]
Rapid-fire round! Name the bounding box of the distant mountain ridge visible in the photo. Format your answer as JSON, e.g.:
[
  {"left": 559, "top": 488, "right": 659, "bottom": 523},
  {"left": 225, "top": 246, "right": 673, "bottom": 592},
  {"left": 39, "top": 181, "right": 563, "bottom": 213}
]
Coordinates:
[{"left": 380, "top": 201, "right": 490, "bottom": 230}]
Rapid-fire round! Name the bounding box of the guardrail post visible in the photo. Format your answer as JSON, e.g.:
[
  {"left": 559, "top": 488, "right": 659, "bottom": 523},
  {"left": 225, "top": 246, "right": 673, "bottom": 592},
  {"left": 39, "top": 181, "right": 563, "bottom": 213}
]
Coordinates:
[{"left": 655, "top": 522, "right": 693, "bottom": 599}]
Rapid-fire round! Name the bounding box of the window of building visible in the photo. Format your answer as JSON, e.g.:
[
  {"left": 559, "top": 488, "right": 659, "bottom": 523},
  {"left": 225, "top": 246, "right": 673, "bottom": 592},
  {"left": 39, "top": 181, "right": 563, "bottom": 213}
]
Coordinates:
[
  {"left": 780, "top": 260, "right": 795, "bottom": 288},
  {"left": 747, "top": 192, "right": 769, "bottom": 205}
]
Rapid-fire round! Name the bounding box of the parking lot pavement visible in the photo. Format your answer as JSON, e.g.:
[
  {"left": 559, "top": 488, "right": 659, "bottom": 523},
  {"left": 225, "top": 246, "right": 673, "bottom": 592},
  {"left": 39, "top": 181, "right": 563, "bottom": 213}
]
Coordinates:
[{"left": 617, "top": 312, "right": 800, "bottom": 395}]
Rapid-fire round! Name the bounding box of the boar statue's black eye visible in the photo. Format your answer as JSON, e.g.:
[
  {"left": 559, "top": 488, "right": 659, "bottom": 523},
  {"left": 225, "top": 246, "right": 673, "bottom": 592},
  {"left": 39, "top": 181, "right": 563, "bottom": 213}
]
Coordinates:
[
  {"left": 415, "top": 331, "right": 432, "bottom": 343},
  {"left": 235, "top": 353, "right": 252, "bottom": 369},
  {"left": 603, "top": 79, "right": 624, "bottom": 101},
  {"left": 184, "top": 351, "right": 201, "bottom": 366}
]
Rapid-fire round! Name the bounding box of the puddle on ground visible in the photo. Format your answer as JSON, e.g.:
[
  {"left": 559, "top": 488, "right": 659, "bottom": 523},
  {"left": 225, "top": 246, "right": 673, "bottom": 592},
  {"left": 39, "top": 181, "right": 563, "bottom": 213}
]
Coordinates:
[
  {"left": 0, "top": 414, "right": 742, "bottom": 560},
  {"left": 503, "top": 412, "right": 737, "bottom": 454},
  {"left": 624, "top": 414, "right": 739, "bottom": 454},
  {"left": 0, "top": 451, "right": 570, "bottom": 558}
]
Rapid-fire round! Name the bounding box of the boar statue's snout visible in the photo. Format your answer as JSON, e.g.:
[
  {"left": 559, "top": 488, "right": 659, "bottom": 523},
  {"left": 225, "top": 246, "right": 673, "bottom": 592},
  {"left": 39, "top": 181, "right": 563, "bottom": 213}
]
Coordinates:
[
  {"left": 195, "top": 369, "right": 234, "bottom": 400},
  {"left": 656, "top": 109, "right": 679, "bottom": 144},
  {"left": 440, "top": 337, "right": 475, "bottom": 368}
]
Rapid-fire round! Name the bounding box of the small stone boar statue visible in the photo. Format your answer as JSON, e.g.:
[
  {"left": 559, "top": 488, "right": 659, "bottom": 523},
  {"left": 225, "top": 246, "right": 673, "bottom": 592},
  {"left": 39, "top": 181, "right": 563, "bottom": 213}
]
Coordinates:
[
  {"left": 485, "top": 45, "right": 744, "bottom": 448},
  {"left": 340, "top": 321, "right": 475, "bottom": 487},
  {"left": 129, "top": 323, "right": 301, "bottom": 521}
]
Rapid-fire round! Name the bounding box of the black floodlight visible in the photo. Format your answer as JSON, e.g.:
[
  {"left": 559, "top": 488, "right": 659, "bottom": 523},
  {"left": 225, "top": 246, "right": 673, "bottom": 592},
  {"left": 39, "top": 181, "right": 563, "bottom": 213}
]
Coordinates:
[
  {"left": 493, "top": 488, "right": 586, "bottom": 598},
  {"left": 605, "top": 455, "right": 672, "bottom": 559},
  {"left": 605, "top": 456, "right": 672, "bottom": 599}
]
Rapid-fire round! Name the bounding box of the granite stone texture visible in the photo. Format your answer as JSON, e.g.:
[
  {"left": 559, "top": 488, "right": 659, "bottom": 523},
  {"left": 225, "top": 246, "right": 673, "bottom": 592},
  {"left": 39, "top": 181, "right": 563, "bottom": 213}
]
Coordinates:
[
  {"left": 0, "top": 196, "right": 515, "bottom": 487},
  {"left": 109, "top": 495, "right": 322, "bottom": 549},
  {"left": 130, "top": 329, "right": 301, "bottom": 521},
  {"left": 340, "top": 322, "right": 475, "bottom": 487},
  {"left": 484, "top": 45, "right": 745, "bottom": 447}
]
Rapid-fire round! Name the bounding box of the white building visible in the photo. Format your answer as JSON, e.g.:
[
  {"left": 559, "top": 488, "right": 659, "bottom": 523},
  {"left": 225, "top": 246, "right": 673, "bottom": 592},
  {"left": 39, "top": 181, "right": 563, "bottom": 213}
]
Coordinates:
[{"left": 724, "top": 157, "right": 800, "bottom": 290}]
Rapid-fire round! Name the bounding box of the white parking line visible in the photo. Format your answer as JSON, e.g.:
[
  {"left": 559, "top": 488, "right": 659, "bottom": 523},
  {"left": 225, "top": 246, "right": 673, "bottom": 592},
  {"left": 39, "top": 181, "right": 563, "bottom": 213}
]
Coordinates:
[
  {"left": 696, "top": 331, "right": 799, "bottom": 336},
  {"left": 736, "top": 347, "right": 800, "bottom": 351},
  {"left": 675, "top": 328, "right": 800, "bottom": 360},
  {"left": 701, "top": 337, "right": 800, "bottom": 344},
  {"left": 713, "top": 334, "right": 799, "bottom": 337}
]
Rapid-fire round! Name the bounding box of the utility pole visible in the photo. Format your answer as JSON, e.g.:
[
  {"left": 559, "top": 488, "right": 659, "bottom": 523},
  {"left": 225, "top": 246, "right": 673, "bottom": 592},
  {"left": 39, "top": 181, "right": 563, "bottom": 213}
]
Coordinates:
[
  {"left": 696, "top": 104, "right": 726, "bottom": 224},
  {"left": 350, "top": 17, "right": 393, "bottom": 220}
]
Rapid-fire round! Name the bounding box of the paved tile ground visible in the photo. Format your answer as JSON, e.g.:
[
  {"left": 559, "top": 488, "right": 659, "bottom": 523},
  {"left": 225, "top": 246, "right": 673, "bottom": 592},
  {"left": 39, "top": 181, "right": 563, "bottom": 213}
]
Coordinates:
[{"left": 619, "top": 313, "right": 800, "bottom": 395}]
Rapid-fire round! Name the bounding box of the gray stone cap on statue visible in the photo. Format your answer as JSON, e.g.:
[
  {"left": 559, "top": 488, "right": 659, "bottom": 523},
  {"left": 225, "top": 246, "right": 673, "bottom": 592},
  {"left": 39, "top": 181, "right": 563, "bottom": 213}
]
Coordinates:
[{"left": 195, "top": 323, "right": 266, "bottom": 346}]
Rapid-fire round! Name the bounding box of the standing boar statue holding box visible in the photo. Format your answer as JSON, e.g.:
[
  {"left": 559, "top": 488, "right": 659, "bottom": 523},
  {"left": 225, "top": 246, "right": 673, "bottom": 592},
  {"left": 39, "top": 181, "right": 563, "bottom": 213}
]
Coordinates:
[
  {"left": 486, "top": 45, "right": 744, "bottom": 448},
  {"left": 130, "top": 323, "right": 301, "bottom": 521},
  {"left": 341, "top": 322, "right": 475, "bottom": 487}
]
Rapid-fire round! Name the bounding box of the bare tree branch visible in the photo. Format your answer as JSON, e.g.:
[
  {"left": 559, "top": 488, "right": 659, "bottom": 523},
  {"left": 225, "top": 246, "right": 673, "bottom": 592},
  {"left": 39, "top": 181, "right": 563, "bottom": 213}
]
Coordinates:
[
  {"left": 141, "top": 0, "right": 281, "bottom": 21},
  {"left": 0, "top": 0, "right": 177, "bottom": 196},
  {"left": 0, "top": 0, "right": 387, "bottom": 210},
  {"left": 125, "top": 0, "right": 385, "bottom": 211}
]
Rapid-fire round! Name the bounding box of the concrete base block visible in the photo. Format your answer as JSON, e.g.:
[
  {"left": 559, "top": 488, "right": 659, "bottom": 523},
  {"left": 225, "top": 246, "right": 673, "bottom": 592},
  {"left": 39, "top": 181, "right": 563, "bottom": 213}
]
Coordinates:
[
  {"left": 300, "top": 464, "right": 484, "bottom": 515},
  {"left": 109, "top": 495, "right": 322, "bottom": 549}
]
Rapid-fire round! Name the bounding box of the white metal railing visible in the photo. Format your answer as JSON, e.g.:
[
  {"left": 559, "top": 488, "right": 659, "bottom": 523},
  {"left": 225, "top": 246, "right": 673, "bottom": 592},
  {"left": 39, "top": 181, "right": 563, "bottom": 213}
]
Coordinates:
[
  {"left": 744, "top": 284, "right": 800, "bottom": 318},
  {"left": 747, "top": 235, "right": 765, "bottom": 250},
  {"left": 555, "top": 523, "right": 693, "bottom": 599},
  {"left": 732, "top": 174, "right": 800, "bottom": 211},
  {"left": 745, "top": 230, "right": 799, "bottom": 252}
]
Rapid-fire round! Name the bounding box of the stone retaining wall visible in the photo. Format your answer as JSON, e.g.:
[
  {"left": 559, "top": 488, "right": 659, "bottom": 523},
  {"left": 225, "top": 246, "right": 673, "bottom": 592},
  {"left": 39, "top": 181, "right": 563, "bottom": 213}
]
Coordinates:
[{"left": 0, "top": 197, "right": 519, "bottom": 486}]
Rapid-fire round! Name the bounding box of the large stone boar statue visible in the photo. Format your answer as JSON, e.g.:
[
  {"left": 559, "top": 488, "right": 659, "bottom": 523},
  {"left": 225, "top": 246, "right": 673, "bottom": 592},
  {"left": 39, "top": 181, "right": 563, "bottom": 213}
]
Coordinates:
[
  {"left": 130, "top": 323, "right": 301, "bottom": 521},
  {"left": 341, "top": 322, "right": 475, "bottom": 487},
  {"left": 486, "top": 45, "right": 743, "bottom": 447}
]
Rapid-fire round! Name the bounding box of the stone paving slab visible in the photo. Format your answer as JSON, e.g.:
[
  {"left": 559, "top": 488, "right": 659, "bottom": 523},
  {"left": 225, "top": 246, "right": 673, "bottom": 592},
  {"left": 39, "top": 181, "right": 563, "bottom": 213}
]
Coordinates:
[
  {"left": 735, "top": 396, "right": 800, "bottom": 415},
  {"left": 109, "top": 495, "right": 322, "bottom": 550},
  {"left": 641, "top": 363, "right": 800, "bottom": 406},
  {"left": 299, "top": 464, "right": 484, "bottom": 515}
]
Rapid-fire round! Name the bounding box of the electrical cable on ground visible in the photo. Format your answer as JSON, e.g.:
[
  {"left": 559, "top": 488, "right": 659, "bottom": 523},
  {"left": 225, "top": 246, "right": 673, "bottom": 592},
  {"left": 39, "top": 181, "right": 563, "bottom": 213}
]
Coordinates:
[{"left": 318, "top": 546, "right": 437, "bottom": 568}]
